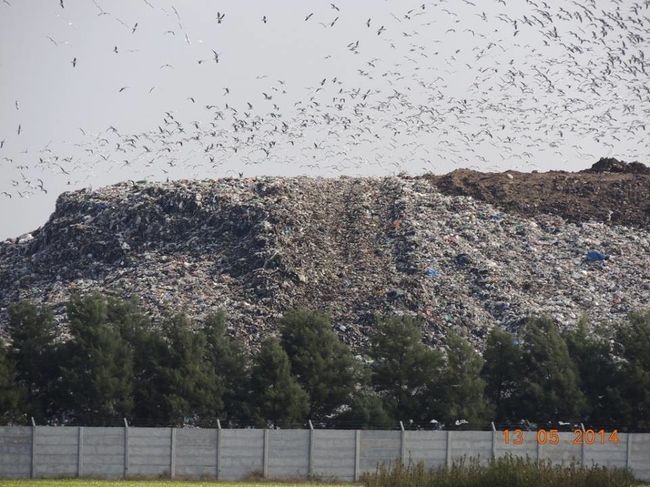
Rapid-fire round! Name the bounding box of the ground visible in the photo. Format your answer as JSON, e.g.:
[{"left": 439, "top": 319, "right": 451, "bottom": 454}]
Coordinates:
[{"left": 0, "top": 481, "right": 355, "bottom": 487}]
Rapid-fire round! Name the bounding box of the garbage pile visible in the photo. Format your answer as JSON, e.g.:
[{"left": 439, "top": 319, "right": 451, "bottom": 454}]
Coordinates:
[{"left": 1, "top": 175, "right": 649, "bottom": 349}]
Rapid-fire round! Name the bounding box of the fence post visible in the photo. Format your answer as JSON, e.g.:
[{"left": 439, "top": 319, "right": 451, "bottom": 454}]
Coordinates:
[
  {"left": 216, "top": 420, "right": 222, "bottom": 480},
  {"left": 308, "top": 420, "right": 314, "bottom": 478},
  {"left": 400, "top": 421, "right": 406, "bottom": 464},
  {"left": 170, "top": 427, "right": 176, "bottom": 479},
  {"left": 77, "top": 426, "right": 84, "bottom": 477},
  {"left": 30, "top": 417, "right": 36, "bottom": 479},
  {"left": 263, "top": 428, "right": 269, "bottom": 478},
  {"left": 626, "top": 433, "right": 633, "bottom": 470},
  {"left": 354, "top": 430, "right": 361, "bottom": 481},
  {"left": 445, "top": 430, "right": 452, "bottom": 468},
  {"left": 491, "top": 422, "right": 496, "bottom": 460},
  {"left": 580, "top": 424, "right": 586, "bottom": 467},
  {"left": 123, "top": 418, "right": 129, "bottom": 479}
]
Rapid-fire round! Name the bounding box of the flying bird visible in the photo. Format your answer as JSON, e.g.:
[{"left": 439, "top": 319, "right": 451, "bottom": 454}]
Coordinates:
[
  {"left": 72, "top": 57, "right": 77, "bottom": 67},
  {"left": 330, "top": 3, "right": 339, "bottom": 11},
  {"left": 212, "top": 49, "right": 219, "bottom": 63},
  {"left": 131, "top": 22, "right": 138, "bottom": 34},
  {"left": 305, "top": 13, "right": 313, "bottom": 21},
  {"left": 118, "top": 86, "right": 129, "bottom": 92},
  {"left": 216, "top": 11, "right": 225, "bottom": 23}
]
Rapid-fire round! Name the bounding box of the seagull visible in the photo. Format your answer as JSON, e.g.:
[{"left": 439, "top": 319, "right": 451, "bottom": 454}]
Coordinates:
[
  {"left": 17, "top": 124, "right": 21, "bottom": 135},
  {"left": 305, "top": 12, "right": 313, "bottom": 21},
  {"left": 131, "top": 22, "right": 138, "bottom": 34},
  {"left": 72, "top": 57, "right": 77, "bottom": 67},
  {"left": 212, "top": 49, "right": 219, "bottom": 63},
  {"left": 59, "top": 0, "right": 63, "bottom": 7},
  {"left": 46, "top": 35, "right": 58, "bottom": 46},
  {"left": 216, "top": 11, "right": 225, "bottom": 23},
  {"left": 330, "top": 3, "right": 339, "bottom": 11},
  {"left": 118, "top": 86, "right": 129, "bottom": 92},
  {"left": 262, "top": 15, "right": 267, "bottom": 23}
]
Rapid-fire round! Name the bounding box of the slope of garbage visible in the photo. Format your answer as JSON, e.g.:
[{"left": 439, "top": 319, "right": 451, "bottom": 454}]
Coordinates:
[{"left": 1, "top": 167, "right": 649, "bottom": 348}]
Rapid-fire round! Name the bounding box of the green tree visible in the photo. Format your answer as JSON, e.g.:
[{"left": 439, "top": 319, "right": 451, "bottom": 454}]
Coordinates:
[
  {"left": 436, "top": 332, "right": 493, "bottom": 426},
  {"left": 158, "top": 314, "right": 222, "bottom": 426},
  {"left": 614, "top": 310, "right": 650, "bottom": 429},
  {"left": 335, "top": 389, "right": 393, "bottom": 429},
  {"left": 518, "top": 317, "right": 586, "bottom": 423},
  {"left": 280, "top": 308, "right": 360, "bottom": 423},
  {"left": 481, "top": 327, "right": 523, "bottom": 422},
  {"left": 0, "top": 340, "right": 21, "bottom": 424},
  {"left": 60, "top": 293, "right": 134, "bottom": 425},
  {"left": 563, "top": 317, "right": 622, "bottom": 426},
  {"left": 7, "top": 300, "right": 58, "bottom": 422},
  {"left": 370, "top": 315, "right": 443, "bottom": 423},
  {"left": 202, "top": 311, "right": 248, "bottom": 424},
  {"left": 248, "top": 337, "right": 309, "bottom": 428}
]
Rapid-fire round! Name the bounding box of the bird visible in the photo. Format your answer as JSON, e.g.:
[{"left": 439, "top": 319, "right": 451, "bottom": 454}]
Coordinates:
[
  {"left": 330, "top": 3, "right": 339, "bottom": 11},
  {"left": 71, "top": 57, "right": 77, "bottom": 67},
  {"left": 118, "top": 86, "right": 128, "bottom": 92},
  {"left": 212, "top": 49, "right": 219, "bottom": 63},
  {"left": 377, "top": 25, "right": 386, "bottom": 35},
  {"left": 17, "top": 124, "right": 21, "bottom": 135},
  {"left": 131, "top": 22, "right": 138, "bottom": 34},
  {"left": 59, "top": 0, "right": 63, "bottom": 7},
  {"left": 305, "top": 13, "right": 313, "bottom": 21},
  {"left": 216, "top": 11, "right": 225, "bottom": 23},
  {"left": 113, "top": 45, "right": 118, "bottom": 53},
  {"left": 262, "top": 15, "right": 267, "bottom": 23}
]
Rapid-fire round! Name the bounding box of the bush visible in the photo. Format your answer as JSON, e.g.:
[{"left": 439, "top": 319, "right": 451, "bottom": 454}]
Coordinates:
[{"left": 361, "top": 456, "right": 636, "bottom": 487}]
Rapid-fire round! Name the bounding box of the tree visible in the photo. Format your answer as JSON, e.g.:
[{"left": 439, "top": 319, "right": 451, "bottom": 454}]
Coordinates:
[
  {"left": 614, "top": 310, "right": 650, "bottom": 430},
  {"left": 518, "top": 317, "right": 586, "bottom": 423},
  {"left": 334, "top": 389, "right": 393, "bottom": 429},
  {"left": 0, "top": 340, "right": 21, "bottom": 424},
  {"left": 202, "top": 311, "right": 248, "bottom": 424},
  {"left": 563, "top": 317, "right": 621, "bottom": 427},
  {"left": 60, "top": 293, "right": 134, "bottom": 425},
  {"left": 370, "top": 315, "right": 443, "bottom": 424},
  {"left": 157, "top": 314, "right": 222, "bottom": 426},
  {"left": 248, "top": 337, "right": 309, "bottom": 428},
  {"left": 436, "top": 332, "right": 493, "bottom": 426},
  {"left": 7, "top": 300, "right": 58, "bottom": 422},
  {"left": 280, "top": 308, "right": 360, "bottom": 423},
  {"left": 481, "top": 327, "right": 523, "bottom": 422}
]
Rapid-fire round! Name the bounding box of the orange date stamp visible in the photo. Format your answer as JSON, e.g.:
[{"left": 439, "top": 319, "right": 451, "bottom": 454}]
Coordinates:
[{"left": 502, "top": 429, "right": 620, "bottom": 446}]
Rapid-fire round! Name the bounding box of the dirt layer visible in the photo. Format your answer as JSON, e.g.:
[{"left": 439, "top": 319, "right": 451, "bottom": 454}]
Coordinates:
[{"left": 426, "top": 158, "right": 650, "bottom": 228}]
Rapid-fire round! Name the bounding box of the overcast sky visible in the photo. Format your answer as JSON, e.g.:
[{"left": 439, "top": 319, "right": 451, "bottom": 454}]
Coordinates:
[{"left": 1, "top": 0, "right": 649, "bottom": 239}]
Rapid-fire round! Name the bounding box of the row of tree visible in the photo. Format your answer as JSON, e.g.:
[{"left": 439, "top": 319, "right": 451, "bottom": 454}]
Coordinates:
[{"left": 0, "top": 293, "right": 648, "bottom": 430}]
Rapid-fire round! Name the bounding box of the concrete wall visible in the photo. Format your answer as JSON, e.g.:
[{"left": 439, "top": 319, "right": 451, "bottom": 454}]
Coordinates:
[{"left": 0, "top": 427, "right": 648, "bottom": 481}]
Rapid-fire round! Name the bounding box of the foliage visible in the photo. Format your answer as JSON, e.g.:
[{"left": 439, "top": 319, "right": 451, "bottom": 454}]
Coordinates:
[
  {"left": 248, "top": 337, "right": 309, "bottom": 428},
  {"left": 434, "top": 332, "right": 493, "bottom": 426},
  {"left": 516, "top": 316, "right": 586, "bottom": 423},
  {"left": 280, "top": 308, "right": 360, "bottom": 423},
  {"left": 370, "top": 315, "right": 444, "bottom": 423}
]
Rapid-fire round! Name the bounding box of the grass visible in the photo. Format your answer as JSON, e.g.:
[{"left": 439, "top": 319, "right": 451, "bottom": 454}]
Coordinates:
[
  {"left": 361, "top": 456, "right": 639, "bottom": 487},
  {"left": 0, "top": 482, "right": 356, "bottom": 487}
]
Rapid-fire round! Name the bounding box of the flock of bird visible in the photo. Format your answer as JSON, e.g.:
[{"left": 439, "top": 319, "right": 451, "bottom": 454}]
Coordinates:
[{"left": 1, "top": 0, "right": 650, "bottom": 199}]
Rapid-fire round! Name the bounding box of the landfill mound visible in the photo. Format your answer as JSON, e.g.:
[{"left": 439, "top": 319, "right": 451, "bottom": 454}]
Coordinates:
[
  {"left": 430, "top": 158, "right": 650, "bottom": 228},
  {"left": 1, "top": 174, "right": 650, "bottom": 349}
]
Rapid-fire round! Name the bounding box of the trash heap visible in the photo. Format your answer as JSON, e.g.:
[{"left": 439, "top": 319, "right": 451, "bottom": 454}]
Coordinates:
[{"left": 1, "top": 176, "right": 649, "bottom": 349}]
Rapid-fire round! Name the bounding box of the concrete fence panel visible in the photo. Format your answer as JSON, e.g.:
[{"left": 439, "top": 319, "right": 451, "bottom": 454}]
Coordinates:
[
  {"left": 631, "top": 434, "right": 650, "bottom": 482},
  {"left": 359, "top": 430, "right": 401, "bottom": 475},
  {"left": 449, "top": 431, "right": 493, "bottom": 466},
  {"left": 403, "top": 431, "right": 447, "bottom": 469},
  {"left": 311, "top": 429, "right": 356, "bottom": 481},
  {"left": 127, "top": 427, "right": 172, "bottom": 478},
  {"left": 0, "top": 427, "right": 31, "bottom": 479},
  {"left": 33, "top": 426, "right": 78, "bottom": 478},
  {"left": 583, "top": 432, "right": 628, "bottom": 469},
  {"left": 267, "top": 429, "right": 310, "bottom": 478},
  {"left": 82, "top": 427, "right": 125, "bottom": 479},
  {"left": 175, "top": 428, "right": 218, "bottom": 479},
  {"left": 219, "top": 428, "right": 264, "bottom": 481}
]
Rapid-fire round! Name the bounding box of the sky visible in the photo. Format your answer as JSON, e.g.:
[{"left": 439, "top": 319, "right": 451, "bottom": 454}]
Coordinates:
[{"left": 1, "top": 0, "right": 649, "bottom": 239}]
